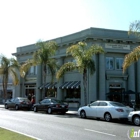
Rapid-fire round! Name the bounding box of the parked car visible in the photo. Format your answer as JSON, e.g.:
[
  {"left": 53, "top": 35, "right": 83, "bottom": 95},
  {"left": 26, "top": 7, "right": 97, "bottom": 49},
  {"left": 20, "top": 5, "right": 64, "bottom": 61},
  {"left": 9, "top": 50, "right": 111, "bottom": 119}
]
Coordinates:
[
  {"left": 5, "top": 97, "right": 32, "bottom": 110},
  {"left": 33, "top": 98, "right": 68, "bottom": 114},
  {"left": 128, "top": 111, "right": 140, "bottom": 126},
  {"left": 78, "top": 100, "right": 134, "bottom": 122}
]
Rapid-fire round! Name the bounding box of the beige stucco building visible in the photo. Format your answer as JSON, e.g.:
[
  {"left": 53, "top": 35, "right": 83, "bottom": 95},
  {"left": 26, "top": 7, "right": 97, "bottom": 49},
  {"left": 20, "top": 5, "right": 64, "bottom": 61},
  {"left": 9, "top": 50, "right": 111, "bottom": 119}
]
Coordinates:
[{"left": 12, "top": 27, "right": 140, "bottom": 107}]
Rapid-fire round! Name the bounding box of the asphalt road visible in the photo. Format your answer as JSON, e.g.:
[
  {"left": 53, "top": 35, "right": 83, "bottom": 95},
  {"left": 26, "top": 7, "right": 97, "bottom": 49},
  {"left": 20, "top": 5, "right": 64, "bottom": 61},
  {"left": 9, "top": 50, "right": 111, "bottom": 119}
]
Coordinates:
[{"left": 0, "top": 107, "right": 139, "bottom": 140}]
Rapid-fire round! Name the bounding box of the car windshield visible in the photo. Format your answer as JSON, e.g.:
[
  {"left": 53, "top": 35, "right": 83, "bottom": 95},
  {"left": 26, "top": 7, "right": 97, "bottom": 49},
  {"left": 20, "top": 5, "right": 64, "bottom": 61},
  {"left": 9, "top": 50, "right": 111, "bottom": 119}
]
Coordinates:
[{"left": 109, "top": 102, "right": 126, "bottom": 107}]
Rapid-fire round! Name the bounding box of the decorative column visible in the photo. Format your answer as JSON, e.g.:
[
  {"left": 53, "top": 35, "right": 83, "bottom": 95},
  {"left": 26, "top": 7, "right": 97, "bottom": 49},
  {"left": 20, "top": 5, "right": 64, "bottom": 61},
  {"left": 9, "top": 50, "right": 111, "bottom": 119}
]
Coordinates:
[
  {"left": 36, "top": 65, "right": 42, "bottom": 103},
  {"left": 57, "top": 58, "right": 64, "bottom": 100},
  {"left": 99, "top": 54, "right": 106, "bottom": 100},
  {"left": 88, "top": 55, "right": 97, "bottom": 104},
  {"left": 21, "top": 77, "right": 25, "bottom": 97},
  {"left": 137, "top": 60, "right": 140, "bottom": 92},
  {"left": 12, "top": 87, "right": 15, "bottom": 98},
  {"left": 128, "top": 63, "right": 135, "bottom": 100}
]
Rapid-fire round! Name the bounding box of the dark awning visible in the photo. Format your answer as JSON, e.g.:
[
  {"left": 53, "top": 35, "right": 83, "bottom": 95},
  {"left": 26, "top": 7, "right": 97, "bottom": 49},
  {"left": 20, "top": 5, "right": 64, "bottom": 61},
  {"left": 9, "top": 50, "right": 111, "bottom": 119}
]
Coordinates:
[
  {"left": 48, "top": 82, "right": 57, "bottom": 89},
  {"left": 38, "top": 82, "right": 57, "bottom": 90},
  {"left": 59, "top": 81, "right": 71, "bottom": 89},
  {"left": 38, "top": 84, "right": 45, "bottom": 90},
  {"left": 45, "top": 83, "right": 52, "bottom": 89},
  {"left": 59, "top": 81, "right": 81, "bottom": 89}
]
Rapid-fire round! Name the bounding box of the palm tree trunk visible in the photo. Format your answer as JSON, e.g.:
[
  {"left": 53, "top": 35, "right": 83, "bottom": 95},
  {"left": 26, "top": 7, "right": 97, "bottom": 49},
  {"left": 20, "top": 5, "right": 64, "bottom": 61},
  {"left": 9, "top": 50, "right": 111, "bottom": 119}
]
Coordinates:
[
  {"left": 2, "top": 75, "right": 8, "bottom": 102},
  {"left": 83, "top": 69, "right": 87, "bottom": 105}
]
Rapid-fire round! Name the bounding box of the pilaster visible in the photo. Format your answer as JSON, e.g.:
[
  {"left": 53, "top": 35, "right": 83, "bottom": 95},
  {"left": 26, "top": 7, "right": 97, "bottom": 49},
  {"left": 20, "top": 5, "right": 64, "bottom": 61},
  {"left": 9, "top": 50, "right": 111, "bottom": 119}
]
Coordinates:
[
  {"left": 36, "top": 65, "right": 42, "bottom": 102},
  {"left": 99, "top": 54, "right": 106, "bottom": 99},
  {"left": 57, "top": 58, "right": 64, "bottom": 100}
]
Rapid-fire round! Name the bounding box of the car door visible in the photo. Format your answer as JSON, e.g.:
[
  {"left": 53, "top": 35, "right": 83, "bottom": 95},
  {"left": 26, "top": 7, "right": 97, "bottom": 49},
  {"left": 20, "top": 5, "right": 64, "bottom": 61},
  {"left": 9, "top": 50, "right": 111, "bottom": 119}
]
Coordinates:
[
  {"left": 44, "top": 99, "right": 51, "bottom": 111},
  {"left": 96, "top": 101, "right": 108, "bottom": 118},
  {"left": 39, "top": 99, "right": 47, "bottom": 110},
  {"left": 86, "top": 101, "right": 99, "bottom": 117},
  {"left": 10, "top": 98, "right": 16, "bottom": 108}
]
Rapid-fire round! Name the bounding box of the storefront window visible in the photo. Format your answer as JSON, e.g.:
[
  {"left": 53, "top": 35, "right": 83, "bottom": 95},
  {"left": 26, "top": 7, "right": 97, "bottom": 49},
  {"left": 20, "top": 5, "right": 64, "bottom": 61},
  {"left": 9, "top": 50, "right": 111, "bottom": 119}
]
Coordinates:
[
  {"left": 46, "top": 89, "right": 57, "bottom": 98},
  {"left": 66, "top": 89, "right": 80, "bottom": 99}
]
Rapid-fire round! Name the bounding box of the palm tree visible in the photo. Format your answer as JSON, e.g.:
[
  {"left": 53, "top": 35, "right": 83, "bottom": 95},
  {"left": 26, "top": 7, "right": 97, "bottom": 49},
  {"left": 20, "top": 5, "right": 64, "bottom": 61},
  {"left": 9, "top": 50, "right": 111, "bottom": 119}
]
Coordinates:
[
  {"left": 128, "top": 20, "right": 140, "bottom": 37},
  {"left": 20, "top": 41, "right": 58, "bottom": 97},
  {"left": 123, "top": 20, "right": 140, "bottom": 72},
  {"left": 0, "top": 56, "right": 20, "bottom": 101},
  {"left": 56, "top": 42, "right": 104, "bottom": 105}
]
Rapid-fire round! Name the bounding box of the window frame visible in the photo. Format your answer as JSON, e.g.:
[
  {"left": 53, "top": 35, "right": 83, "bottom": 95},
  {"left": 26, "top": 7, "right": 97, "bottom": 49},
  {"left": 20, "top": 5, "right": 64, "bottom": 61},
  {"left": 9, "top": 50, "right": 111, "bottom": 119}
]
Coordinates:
[
  {"left": 115, "top": 58, "right": 123, "bottom": 70},
  {"left": 106, "top": 57, "right": 114, "bottom": 70}
]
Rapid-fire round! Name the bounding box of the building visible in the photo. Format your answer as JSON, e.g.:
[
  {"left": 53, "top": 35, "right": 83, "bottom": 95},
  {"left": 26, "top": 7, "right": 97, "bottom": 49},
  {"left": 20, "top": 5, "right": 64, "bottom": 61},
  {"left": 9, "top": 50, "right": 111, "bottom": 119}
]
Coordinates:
[{"left": 12, "top": 27, "right": 140, "bottom": 107}]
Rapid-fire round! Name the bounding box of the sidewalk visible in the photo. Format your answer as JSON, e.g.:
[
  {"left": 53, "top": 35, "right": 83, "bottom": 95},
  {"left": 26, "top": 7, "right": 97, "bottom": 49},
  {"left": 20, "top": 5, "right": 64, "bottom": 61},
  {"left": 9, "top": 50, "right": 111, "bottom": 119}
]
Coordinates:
[
  {"left": 66, "top": 107, "right": 78, "bottom": 115},
  {"left": 0, "top": 104, "right": 78, "bottom": 115},
  {"left": 0, "top": 104, "right": 4, "bottom": 108}
]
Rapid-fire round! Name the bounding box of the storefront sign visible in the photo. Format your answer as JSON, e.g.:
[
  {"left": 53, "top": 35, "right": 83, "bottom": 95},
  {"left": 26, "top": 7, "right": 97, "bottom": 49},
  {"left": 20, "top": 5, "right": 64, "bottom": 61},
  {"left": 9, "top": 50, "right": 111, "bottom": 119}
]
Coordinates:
[{"left": 105, "top": 43, "right": 130, "bottom": 50}]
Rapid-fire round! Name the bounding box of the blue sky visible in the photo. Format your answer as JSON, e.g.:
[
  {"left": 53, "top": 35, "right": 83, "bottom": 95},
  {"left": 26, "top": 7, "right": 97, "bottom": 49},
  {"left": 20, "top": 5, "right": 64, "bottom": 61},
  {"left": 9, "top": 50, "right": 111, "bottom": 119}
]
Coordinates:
[{"left": 0, "top": 0, "right": 139, "bottom": 58}]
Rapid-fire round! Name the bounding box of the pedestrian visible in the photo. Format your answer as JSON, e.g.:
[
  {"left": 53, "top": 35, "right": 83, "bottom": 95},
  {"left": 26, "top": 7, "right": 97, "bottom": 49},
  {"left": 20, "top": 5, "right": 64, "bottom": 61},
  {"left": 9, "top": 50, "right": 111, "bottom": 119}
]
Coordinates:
[{"left": 31, "top": 95, "right": 35, "bottom": 105}]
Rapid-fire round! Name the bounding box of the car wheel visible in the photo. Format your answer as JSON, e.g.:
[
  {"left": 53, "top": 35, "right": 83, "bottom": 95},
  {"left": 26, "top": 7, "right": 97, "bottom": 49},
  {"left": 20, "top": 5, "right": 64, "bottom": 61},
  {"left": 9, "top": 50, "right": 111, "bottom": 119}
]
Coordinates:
[
  {"left": 133, "top": 115, "right": 140, "bottom": 126},
  {"left": 34, "top": 106, "right": 38, "bottom": 112},
  {"left": 15, "top": 105, "right": 19, "bottom": 110},
  {"left": 5, "top": 104, "right": 8, "bottom": 109},
  {"left": 80, "top": 110, "right": 86, "bottom": 118},
  {"left": 104, "top": 113, "right": 112, "bottom": 122},
  {"left": 47, "top": 108, "right": 52, "bottom": 114}
]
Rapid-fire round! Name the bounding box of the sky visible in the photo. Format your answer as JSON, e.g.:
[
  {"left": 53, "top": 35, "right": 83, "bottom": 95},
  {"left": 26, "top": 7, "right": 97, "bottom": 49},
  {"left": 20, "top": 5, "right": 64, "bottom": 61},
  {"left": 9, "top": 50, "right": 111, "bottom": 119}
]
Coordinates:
[{"left": 0, "top": 0, "right": 140, "bottom": 58}]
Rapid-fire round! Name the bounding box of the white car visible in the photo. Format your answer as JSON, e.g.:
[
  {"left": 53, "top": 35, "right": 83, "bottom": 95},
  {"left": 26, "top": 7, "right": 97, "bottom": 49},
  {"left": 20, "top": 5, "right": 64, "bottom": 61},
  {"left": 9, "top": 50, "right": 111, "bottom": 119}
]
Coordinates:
[
  {"left": 128, "top": 111, "right": 140, "bottom": 126},
  {"left": 78, "top": 100, "right": 134, "bottom": 122}
]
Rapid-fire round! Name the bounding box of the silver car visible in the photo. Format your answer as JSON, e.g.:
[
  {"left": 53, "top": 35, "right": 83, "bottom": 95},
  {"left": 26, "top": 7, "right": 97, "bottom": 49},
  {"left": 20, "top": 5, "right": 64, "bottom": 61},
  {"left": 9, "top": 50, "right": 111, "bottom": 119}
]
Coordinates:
[
  {"left": 128, "top": 111, "right": 140, "bottom": 126},
  {"left": 78, "top": 100, "right": 134, "bottom": 122}
]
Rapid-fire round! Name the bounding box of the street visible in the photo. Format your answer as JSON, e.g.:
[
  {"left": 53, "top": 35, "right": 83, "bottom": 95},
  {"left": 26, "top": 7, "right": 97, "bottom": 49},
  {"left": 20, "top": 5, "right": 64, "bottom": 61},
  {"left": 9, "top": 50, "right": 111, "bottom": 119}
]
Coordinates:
[{"left": 0, "top": 107, "right": 139, "bottom": 140}]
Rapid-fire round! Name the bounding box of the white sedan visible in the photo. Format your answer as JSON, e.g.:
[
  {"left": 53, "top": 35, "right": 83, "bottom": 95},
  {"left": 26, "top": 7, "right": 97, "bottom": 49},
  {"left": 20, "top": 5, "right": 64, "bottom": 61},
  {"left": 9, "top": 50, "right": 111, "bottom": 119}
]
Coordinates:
[{"left": 78, "top": 100, "right": 134, "bottom": 122}]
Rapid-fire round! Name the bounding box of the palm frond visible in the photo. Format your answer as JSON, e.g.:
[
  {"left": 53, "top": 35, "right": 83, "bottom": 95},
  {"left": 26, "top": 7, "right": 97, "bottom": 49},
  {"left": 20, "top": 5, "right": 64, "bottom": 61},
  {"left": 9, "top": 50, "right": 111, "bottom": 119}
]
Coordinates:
[
  {"left": 20, "top": 59, "right": 35, "bottom": 77},
  {"left": 47, "top": 59, "right": 58, "bottom": 82},
  {"left": 56, "top": 62, "right": 77, "bottom": 79},
  {"left": 83, "top": 59, "right": 96, "bottom": 75},
  {"left": 123, "top": 46, "right": 140, "bottom": 72},
  {"left": 88, "top": 44, "right": 105, "bottom": 56},
  {"left": 67, "top": 42, "right": 85, "bottom": 60},
  {"left": 34, "top": 41, "right": 58, "bottom": 65},
  {"left": 9, "top": 68, "right": 19, "bottom": 85},
  {"left": 57, "top": 41, "right": 104, "bottom": 79},
  {"left": 129, "top": 20, "right": 140, "bottom": 37}
]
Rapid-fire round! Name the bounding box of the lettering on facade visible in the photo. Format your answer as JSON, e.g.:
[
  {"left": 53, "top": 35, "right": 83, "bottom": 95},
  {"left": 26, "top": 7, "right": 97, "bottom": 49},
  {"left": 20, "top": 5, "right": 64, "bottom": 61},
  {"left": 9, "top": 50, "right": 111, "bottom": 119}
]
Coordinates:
[{"left": 105, "top": 43, "right": 130, "bottom": 50}]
